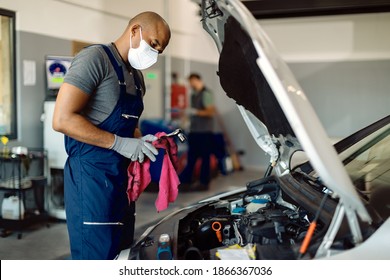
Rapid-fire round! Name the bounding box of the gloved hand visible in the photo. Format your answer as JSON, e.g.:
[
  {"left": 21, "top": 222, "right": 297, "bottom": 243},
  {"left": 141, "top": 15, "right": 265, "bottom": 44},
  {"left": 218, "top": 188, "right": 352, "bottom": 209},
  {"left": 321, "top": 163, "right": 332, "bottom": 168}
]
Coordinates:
[
  {"left": 110, "top": 134, "right": 158, "bottom": 162},
  {"left": 141, "top": 134, "right": 158, "bottom": 142}
]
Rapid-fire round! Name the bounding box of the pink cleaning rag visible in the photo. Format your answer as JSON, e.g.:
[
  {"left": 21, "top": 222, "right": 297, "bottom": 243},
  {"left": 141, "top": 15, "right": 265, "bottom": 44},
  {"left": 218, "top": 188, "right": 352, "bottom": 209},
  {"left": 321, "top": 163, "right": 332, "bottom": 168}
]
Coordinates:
[{"left": 127, "top": 132, "right": 180, "bottom": 212}]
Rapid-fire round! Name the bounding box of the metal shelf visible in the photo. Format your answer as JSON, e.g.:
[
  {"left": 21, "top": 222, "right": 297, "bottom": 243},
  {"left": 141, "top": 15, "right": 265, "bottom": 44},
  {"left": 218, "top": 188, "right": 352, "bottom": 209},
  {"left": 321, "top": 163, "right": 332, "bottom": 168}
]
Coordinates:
[{"left": 0, "top": 149, "right": 49, "bottom": 239}]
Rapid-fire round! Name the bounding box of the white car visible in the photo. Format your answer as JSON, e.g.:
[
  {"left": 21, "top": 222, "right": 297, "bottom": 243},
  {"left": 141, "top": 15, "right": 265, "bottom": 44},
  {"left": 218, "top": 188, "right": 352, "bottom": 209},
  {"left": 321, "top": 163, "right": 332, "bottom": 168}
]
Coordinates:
[{"left": 123, "top": 0, "right": 390, "bottom": 260}]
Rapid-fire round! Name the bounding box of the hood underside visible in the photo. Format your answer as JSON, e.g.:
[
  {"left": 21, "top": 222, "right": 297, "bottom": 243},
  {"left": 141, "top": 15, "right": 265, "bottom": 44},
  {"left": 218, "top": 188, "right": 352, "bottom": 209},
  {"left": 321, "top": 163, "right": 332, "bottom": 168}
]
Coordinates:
[{"left": 219, "top": 16, "right": 294, "bottom": 137}]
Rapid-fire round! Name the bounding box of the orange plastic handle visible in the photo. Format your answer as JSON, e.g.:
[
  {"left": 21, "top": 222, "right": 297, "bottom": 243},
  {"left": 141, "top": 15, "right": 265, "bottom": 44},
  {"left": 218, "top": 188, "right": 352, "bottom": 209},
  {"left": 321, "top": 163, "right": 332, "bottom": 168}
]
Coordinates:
[
  {"left": 299, "top": 221, "right": 317, "bottom": 255},
  {"left": 212, "top": 221, "right": 222, "bottom": 231},
  {"left": 212, "top": 222, "right": 223, "bottom": 242}
]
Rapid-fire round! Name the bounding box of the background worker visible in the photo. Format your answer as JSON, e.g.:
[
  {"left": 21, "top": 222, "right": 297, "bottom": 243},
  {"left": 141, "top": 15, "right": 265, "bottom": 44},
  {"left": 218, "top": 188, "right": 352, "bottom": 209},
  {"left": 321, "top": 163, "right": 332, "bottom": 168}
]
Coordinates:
[
  {"left": 179, "top": 73, "right": 216, "bottom": 192},
  {"left": 52, "top": 11, "right": 171, "bottom": 259}
]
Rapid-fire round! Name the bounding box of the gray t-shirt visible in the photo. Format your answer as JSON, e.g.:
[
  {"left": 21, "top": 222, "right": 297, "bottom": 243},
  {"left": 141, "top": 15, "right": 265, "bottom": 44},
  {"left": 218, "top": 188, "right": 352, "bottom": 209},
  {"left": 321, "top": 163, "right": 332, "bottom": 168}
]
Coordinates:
[
  {"left": 64, "top": 43, "right": 145, "bottom": 125},
  {"left": 190, "top": 88, "right": 215, "bottom": 133}
]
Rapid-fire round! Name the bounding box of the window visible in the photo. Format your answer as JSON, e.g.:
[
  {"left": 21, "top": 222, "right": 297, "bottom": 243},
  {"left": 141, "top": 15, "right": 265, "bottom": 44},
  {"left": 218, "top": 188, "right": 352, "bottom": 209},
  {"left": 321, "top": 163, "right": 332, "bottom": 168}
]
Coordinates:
[{"left": 0, "top": 9, "right": 16, "bottom": 139}]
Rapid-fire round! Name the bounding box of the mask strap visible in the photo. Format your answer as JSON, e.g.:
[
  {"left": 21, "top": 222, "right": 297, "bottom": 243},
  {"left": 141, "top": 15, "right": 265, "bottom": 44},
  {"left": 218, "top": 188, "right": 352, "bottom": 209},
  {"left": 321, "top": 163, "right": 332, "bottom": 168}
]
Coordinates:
[{"left": 129, "top": 27, "right": 142, "bottom": 49}]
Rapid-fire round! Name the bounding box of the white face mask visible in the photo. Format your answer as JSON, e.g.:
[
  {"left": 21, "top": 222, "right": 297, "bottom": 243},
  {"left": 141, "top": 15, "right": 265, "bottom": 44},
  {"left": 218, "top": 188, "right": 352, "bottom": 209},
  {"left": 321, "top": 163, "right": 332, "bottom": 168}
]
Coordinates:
[{"left": 128, "top": 28, "right": 159, "bottom": 70}]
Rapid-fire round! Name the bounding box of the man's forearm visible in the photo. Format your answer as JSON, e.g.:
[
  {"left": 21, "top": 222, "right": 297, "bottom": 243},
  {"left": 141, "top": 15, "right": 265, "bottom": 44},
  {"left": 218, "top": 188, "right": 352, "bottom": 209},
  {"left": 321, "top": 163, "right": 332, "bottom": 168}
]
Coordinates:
[
  {"left": 53, "top": 113, "right": 115, "bottom": 149},
  {"left": 196, "top": 106, "right": 216, "bottom": 117}
]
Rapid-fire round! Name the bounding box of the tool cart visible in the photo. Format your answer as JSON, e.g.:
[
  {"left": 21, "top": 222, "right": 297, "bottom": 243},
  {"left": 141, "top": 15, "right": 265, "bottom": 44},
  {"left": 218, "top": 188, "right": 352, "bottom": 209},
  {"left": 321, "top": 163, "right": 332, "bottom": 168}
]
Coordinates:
[{"left": 0, "top": 148, "right": 49, "bottom": 239}]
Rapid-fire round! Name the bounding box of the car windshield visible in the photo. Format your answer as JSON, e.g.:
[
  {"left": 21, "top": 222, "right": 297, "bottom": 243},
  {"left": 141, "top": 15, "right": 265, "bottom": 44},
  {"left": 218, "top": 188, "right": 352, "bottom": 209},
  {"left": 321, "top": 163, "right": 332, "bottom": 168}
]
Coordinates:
[
  {"left": 293, "top": 122, "right": 390, "bottom": 220},
  {"left": 343, "top": 127, "right": 390, "bottom": 219}
]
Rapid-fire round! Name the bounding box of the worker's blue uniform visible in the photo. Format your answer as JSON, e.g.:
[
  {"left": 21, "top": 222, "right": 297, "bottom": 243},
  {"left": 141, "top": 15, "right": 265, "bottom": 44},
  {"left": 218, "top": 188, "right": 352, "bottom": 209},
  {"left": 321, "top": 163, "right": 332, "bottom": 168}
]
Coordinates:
[{"left": 64, "top": 45, "right": 143, "bottom": 259}]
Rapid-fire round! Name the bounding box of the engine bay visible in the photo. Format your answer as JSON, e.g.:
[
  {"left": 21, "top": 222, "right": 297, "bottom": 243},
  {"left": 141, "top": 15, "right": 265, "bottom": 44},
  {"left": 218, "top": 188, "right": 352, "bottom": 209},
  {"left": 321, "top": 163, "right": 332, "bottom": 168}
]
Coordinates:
[
  {"left": 129, "top": 173, "right": 382, "bottom": 260},
  {"left": 176, "top": 176, "right": 323, "bottom": 260}
]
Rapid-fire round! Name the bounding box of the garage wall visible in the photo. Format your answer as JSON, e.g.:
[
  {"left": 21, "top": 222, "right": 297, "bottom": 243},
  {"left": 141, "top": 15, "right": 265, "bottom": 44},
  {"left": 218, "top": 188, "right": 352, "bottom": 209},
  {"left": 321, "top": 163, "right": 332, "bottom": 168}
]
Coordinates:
[
  {"left": 260, "top": 12, "right": 390, "bottom": 62},
  {"left": 1, "top": 0, "right": 162, "bottom": 43},
  {"left": 289, "top": 60, "right": 390, "bottom": 138},
  {"left": 15, "top": 31, "right": 72, "bottom": 148}
]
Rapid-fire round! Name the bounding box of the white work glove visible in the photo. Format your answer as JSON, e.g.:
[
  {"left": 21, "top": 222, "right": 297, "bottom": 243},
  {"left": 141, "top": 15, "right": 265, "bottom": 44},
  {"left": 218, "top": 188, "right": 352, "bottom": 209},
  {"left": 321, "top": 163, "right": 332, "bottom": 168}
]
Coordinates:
[{"left": 110, "top": 134, "right": 158, "bottom": 162}]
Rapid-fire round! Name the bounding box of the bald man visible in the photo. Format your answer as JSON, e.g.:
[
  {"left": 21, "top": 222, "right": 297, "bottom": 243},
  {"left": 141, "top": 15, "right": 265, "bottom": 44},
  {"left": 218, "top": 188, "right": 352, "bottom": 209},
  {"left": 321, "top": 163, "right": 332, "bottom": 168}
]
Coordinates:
[{"left": 53, "top": 11, "right": 171, "bottom": 260}]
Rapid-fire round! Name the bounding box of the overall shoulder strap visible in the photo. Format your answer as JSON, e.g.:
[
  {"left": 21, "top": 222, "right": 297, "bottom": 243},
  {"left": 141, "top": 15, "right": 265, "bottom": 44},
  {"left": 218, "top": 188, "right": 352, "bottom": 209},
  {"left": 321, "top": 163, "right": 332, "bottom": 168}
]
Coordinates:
[
  {"left": 100, "top": 44, "right": 143, "bottom": 95},
  {"left": 99, "top": 44, "right": 125, "bottom": 86}
]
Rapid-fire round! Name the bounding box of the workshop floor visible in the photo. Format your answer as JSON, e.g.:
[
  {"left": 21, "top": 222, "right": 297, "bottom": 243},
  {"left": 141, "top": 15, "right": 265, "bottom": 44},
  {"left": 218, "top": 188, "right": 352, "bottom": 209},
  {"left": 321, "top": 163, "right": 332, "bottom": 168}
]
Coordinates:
[{"left": 0, "top": 169, "right": 262, "bottom": 260}]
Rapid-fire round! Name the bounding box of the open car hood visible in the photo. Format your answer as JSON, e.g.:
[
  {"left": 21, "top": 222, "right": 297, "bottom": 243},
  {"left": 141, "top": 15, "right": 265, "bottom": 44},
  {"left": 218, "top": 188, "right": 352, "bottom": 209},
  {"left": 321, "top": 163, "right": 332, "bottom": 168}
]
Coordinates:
[{"left": 194, "top": 0, "right": 371, "bottom": 223}]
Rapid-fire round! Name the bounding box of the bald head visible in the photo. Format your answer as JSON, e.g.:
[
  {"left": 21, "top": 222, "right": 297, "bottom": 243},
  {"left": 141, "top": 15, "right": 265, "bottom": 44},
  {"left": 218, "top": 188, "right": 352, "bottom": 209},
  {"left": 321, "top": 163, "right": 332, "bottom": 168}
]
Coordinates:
[
  {"left": 127, "top": 11, "right": 171, "bottom": 53},
  {"left": 129, "top": 11, "right": 169, "bottom": 31}
]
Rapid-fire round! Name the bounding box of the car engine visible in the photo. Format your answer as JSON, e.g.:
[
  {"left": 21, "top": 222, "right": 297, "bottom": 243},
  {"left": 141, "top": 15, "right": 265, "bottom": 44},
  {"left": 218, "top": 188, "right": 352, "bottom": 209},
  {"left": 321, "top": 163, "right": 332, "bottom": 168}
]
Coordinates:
[{"left": 176, "top": 177, "right": 318, "bottom": 260}]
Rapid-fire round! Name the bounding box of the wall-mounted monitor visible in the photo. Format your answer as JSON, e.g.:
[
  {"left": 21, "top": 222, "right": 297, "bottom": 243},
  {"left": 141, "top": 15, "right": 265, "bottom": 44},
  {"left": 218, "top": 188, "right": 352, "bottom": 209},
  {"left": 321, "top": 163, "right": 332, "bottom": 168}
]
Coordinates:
[{"left": 45, "top": 55, "right": 73, "bottom": 90}]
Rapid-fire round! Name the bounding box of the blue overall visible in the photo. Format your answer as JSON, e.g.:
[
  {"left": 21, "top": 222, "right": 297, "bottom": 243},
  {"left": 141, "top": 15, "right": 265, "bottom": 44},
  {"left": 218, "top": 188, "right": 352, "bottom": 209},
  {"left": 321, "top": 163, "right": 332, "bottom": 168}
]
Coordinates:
[{"left": 64, "top": 45, "right": 143, "bottom": 259}]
